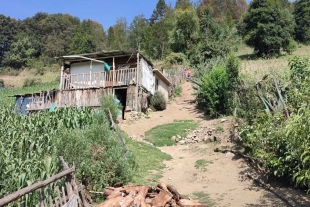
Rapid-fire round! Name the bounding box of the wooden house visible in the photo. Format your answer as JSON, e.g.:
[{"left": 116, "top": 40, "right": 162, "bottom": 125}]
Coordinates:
[{"left": 14, "top": 50, "right": 171, "bottom": 116}]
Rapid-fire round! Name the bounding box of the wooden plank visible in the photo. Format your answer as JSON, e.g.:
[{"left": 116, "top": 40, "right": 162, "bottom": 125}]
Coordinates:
[
  {"left": 0, "top": 168, "right": 75, "bottom": 207},
  {"left": 49, "top": 195, "right": 54, "bottom": 207},
  {"left": 62, "top": 186, "right": 67, "bottom": 204}
]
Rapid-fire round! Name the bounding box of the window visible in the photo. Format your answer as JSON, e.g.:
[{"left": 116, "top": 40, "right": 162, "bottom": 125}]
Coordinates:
[{"left": 155, "top": 78, "right": 159, "bottom": 91}]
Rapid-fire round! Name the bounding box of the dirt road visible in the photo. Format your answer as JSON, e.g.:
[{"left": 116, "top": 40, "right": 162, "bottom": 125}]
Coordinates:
[{"left": 120, "top": 81, "right": 310, "bottom": 207}]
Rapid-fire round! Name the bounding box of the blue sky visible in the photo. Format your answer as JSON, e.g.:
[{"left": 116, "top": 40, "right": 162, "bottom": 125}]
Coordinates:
[
  {"left": 0, "top": 0, "right": 177, "bottom": 29},
  {"left": 0, "top": 0, "right": 293, "bottom": 30}
]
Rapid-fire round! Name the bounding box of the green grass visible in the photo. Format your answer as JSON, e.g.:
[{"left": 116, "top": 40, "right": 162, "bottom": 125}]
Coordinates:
[
  {"left": 125, "top": 134, "right": 172, "bottom": 185},
  {"left": 195, "top": 159, "right": 213, "bottom": 172},
  {"left": 184, "top": 191, "right": 216, "bottom": 207},
  {"left": 145, "top": 120, "right": 199, "bottom": 147}
]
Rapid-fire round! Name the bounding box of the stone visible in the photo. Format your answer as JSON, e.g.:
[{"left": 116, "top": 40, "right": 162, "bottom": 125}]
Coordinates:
[
  {"left": 177, "top": 135, "right": 181, "bottom": 139},
  {"left": 171, "top": 136, "right": 176, "bottom": 141},
  {"left": 221, "top": 118, "right": 228, "bottom": 123},
  {"left": 178, "top": 140, "right": 186, "bottom": 145}
]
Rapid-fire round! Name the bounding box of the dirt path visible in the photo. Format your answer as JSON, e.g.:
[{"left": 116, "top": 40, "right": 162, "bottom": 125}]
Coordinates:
[{"left": 120, "top": 82, "right": 310, "bottom": 207}]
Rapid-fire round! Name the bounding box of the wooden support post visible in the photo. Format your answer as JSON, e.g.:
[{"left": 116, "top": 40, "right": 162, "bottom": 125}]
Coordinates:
[
  {"left": 90, "top": 60, "right": 92, "bottom": 87},
  {"left": 113, "top": 57, "right": 115, "bottom": 87},
  {"left": 58, "top": 61, "right": 64, "bottom": 107},
  {"left": 59, "top": 61, "right": 64, "bottom": 90},
  {"left": 134, "top": 53, "right": 140, "bottom": 111}
]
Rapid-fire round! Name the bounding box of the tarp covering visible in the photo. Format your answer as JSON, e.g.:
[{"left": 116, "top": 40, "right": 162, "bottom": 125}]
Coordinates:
[{"left": 141, "top": 59, "right": 154, "bottom": 94}]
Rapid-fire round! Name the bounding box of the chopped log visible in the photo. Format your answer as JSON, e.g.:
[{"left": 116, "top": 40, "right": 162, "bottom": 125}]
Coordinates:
[
  {"left": 158, "top": 182, "right": 172, "bottom": 196},
  {"left": 103, "top": 187, "right": 115, "bottom": 196},
  {"left": 152, "top": 189, "right": 172, "bottom": 207},
  {"left": 114, "top": 182, "right": 123, "bottom": 188},
  {"left": 96, "top": 195, "right": 123, "bottom": 207},
  {"left": 132, "top": 186, "right": 149, "bottom": 207},
  {"left": 177, "top": 199, "right": 207, "bottom": 207},
  {"left": 107, "top": 189, "right": 124, "bottom": 200},
  {"left": 167, "top": 185, "right": 183, "bottom": 202},
  {"left": 119, "top": 189, "right": 136, "bottom": 207}
]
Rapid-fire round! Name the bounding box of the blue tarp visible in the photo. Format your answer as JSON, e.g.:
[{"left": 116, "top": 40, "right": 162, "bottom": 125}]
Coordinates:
[{"left": 15, "top": 97, "right": 32, "bottom": 115}]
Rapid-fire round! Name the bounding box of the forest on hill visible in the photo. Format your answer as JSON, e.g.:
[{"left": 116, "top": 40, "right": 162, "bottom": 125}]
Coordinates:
[
  {"left": 1, "top": 0, "right": 309, "bottom": 70},
  {"left": 0, "top": 0, "right": 248, "bottom": 70}
]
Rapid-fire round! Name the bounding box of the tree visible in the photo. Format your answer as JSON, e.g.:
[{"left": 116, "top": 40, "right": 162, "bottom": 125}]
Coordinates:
[
  {"left": 69, "top": 20, "right": 96, "bottom": 54},
  {"left": 170, "top": 5, "right": 199, "bottom": 57},
  {"left": 175, "top": 0, "right": 192, "bottom": 10},
  {"left": 239, "top": 0, "right": 295, "bottom": 57},
  {"left": 107, "top": 26, "right": 115, "bottom": 50},
  {"left": 128, "top": 14, "right": 148, "bottom": 50},
  {"left": 191, "top": 6, "right": 240, "bottom": 63},
  {"left": 198, "top": 0, "right": 247, "bottom": 25},
  {"left": 0, "top": 15, "right": 18, "bottom": 66},
  {"left": 294, "top": 0, "right": 310, "bottom": 44},
  {"left": 150, "top": 0, "right": 166, "bottom": 24},
  {"left": 113, "top": 18, "right": 128, "bottom": 50},
  {"left": 3, "top": 35, "right": 35, "bottom": 69}
]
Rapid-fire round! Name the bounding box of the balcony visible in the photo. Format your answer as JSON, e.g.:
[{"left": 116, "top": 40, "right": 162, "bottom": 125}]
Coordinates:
[{"left": 61, "top": 68, "right": 137, "bottom": 90}]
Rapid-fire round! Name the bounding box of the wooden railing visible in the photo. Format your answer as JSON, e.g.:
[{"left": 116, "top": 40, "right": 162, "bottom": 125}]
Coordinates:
[{"left": 61, "top": 68, "right": 137, "bottom": 90}]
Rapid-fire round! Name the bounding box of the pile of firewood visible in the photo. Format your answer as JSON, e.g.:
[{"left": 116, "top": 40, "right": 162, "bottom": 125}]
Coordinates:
[{"left": 96, "top": 182, "right": 207, "bottom": 207}]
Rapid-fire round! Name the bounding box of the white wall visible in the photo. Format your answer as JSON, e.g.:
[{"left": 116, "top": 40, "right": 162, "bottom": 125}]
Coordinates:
[
  {"left": 154, "top": 74, "right": 170, "bottom": 101},
  {"left": 70, "top": 61, "right": 105, "bottom": 74}
]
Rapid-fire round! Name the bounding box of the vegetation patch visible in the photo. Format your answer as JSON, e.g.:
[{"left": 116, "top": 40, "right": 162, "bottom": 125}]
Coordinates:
[
  {"left": 145, "top": 120, "right": 199, "bottom": 147},
  {"left": 184, "top": 191, "right": 216, "bottom": 207},
  {"left": 195, "top": 159, "right": 213, "bottom": 172},
  {"left": 125, "top": 133, "right": 172, "bottom": 185}
]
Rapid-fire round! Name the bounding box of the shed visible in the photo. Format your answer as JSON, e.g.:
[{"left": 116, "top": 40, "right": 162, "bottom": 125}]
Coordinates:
[{"left": 153, "top": 69, "right": 172, "bottom": 101}]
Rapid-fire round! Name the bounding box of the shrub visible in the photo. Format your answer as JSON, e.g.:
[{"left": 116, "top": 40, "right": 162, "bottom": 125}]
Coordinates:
[
  {"left": 23, "top": 78, "right": 41, "bottom": 87},
  {"left": 283, "top": 39, "right": 297, "bottom": 55},
  {"left": 173, "top": 84, "right": 182, "bottom": 97},
  {"left": 56, "top": 113, "right": 135, "bottom": 191},
  {"left": 199, "top": 66, "right": 229, "bottom": 117},
  {"left": 101, "top": 94, "right": 122, "bottom": 122},
  {"left": 151, "top": 91, "right": 166, "bottom": 111}
]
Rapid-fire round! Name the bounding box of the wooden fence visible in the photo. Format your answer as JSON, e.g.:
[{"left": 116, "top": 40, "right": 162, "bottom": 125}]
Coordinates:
[
  {"left": 0, "top": 157, "right": 91, "bottom": 207},
  {"left": 61, "top": 68, "right": 137, "bottom": 90}
]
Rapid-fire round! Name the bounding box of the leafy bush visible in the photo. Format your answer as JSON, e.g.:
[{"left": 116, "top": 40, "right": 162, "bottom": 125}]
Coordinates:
[
  {"left": 151, "top": 91, "right": 166, "bottom": 111},
  {"left": 199, "top": 66, "right": 229, "bottom": 117},
  {"left": 101, "top": 94, "right": 122, "bottom": 122},
  {"left": 172, "top": 84, "right": 182, "bottom": 97},
  {"left": 238, "top": 56, "right": 310, "bottom": 194},
  {"left": 56, "top": 112, "right": 135, "bottom": 190},
  {"left": 283, "top": 39, "right": 297, "bottom": 55},
  {"left": 23, "top": 78, "right": 41, "bottom": 87},
  {"left": 193, "top": 55, "right": 240, "bottom": 117}
]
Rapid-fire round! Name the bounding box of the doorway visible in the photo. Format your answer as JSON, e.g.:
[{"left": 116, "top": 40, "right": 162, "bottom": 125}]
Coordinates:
[{"left": 114, "top": 88, "right": 127, "bottom": 120}]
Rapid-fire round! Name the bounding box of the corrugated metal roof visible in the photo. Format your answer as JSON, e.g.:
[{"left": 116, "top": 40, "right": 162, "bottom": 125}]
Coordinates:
[{"left": 55, "top": 50, "right": 154, "bottom": 67}]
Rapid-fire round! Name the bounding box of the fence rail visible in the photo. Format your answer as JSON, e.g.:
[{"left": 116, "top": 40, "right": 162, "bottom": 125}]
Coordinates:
[
  {"left": 61, "top": 68, "right": 137, "bottom": 90},
  {"left": 0, "top": 157, "right": 91, "bottom": 207}
]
